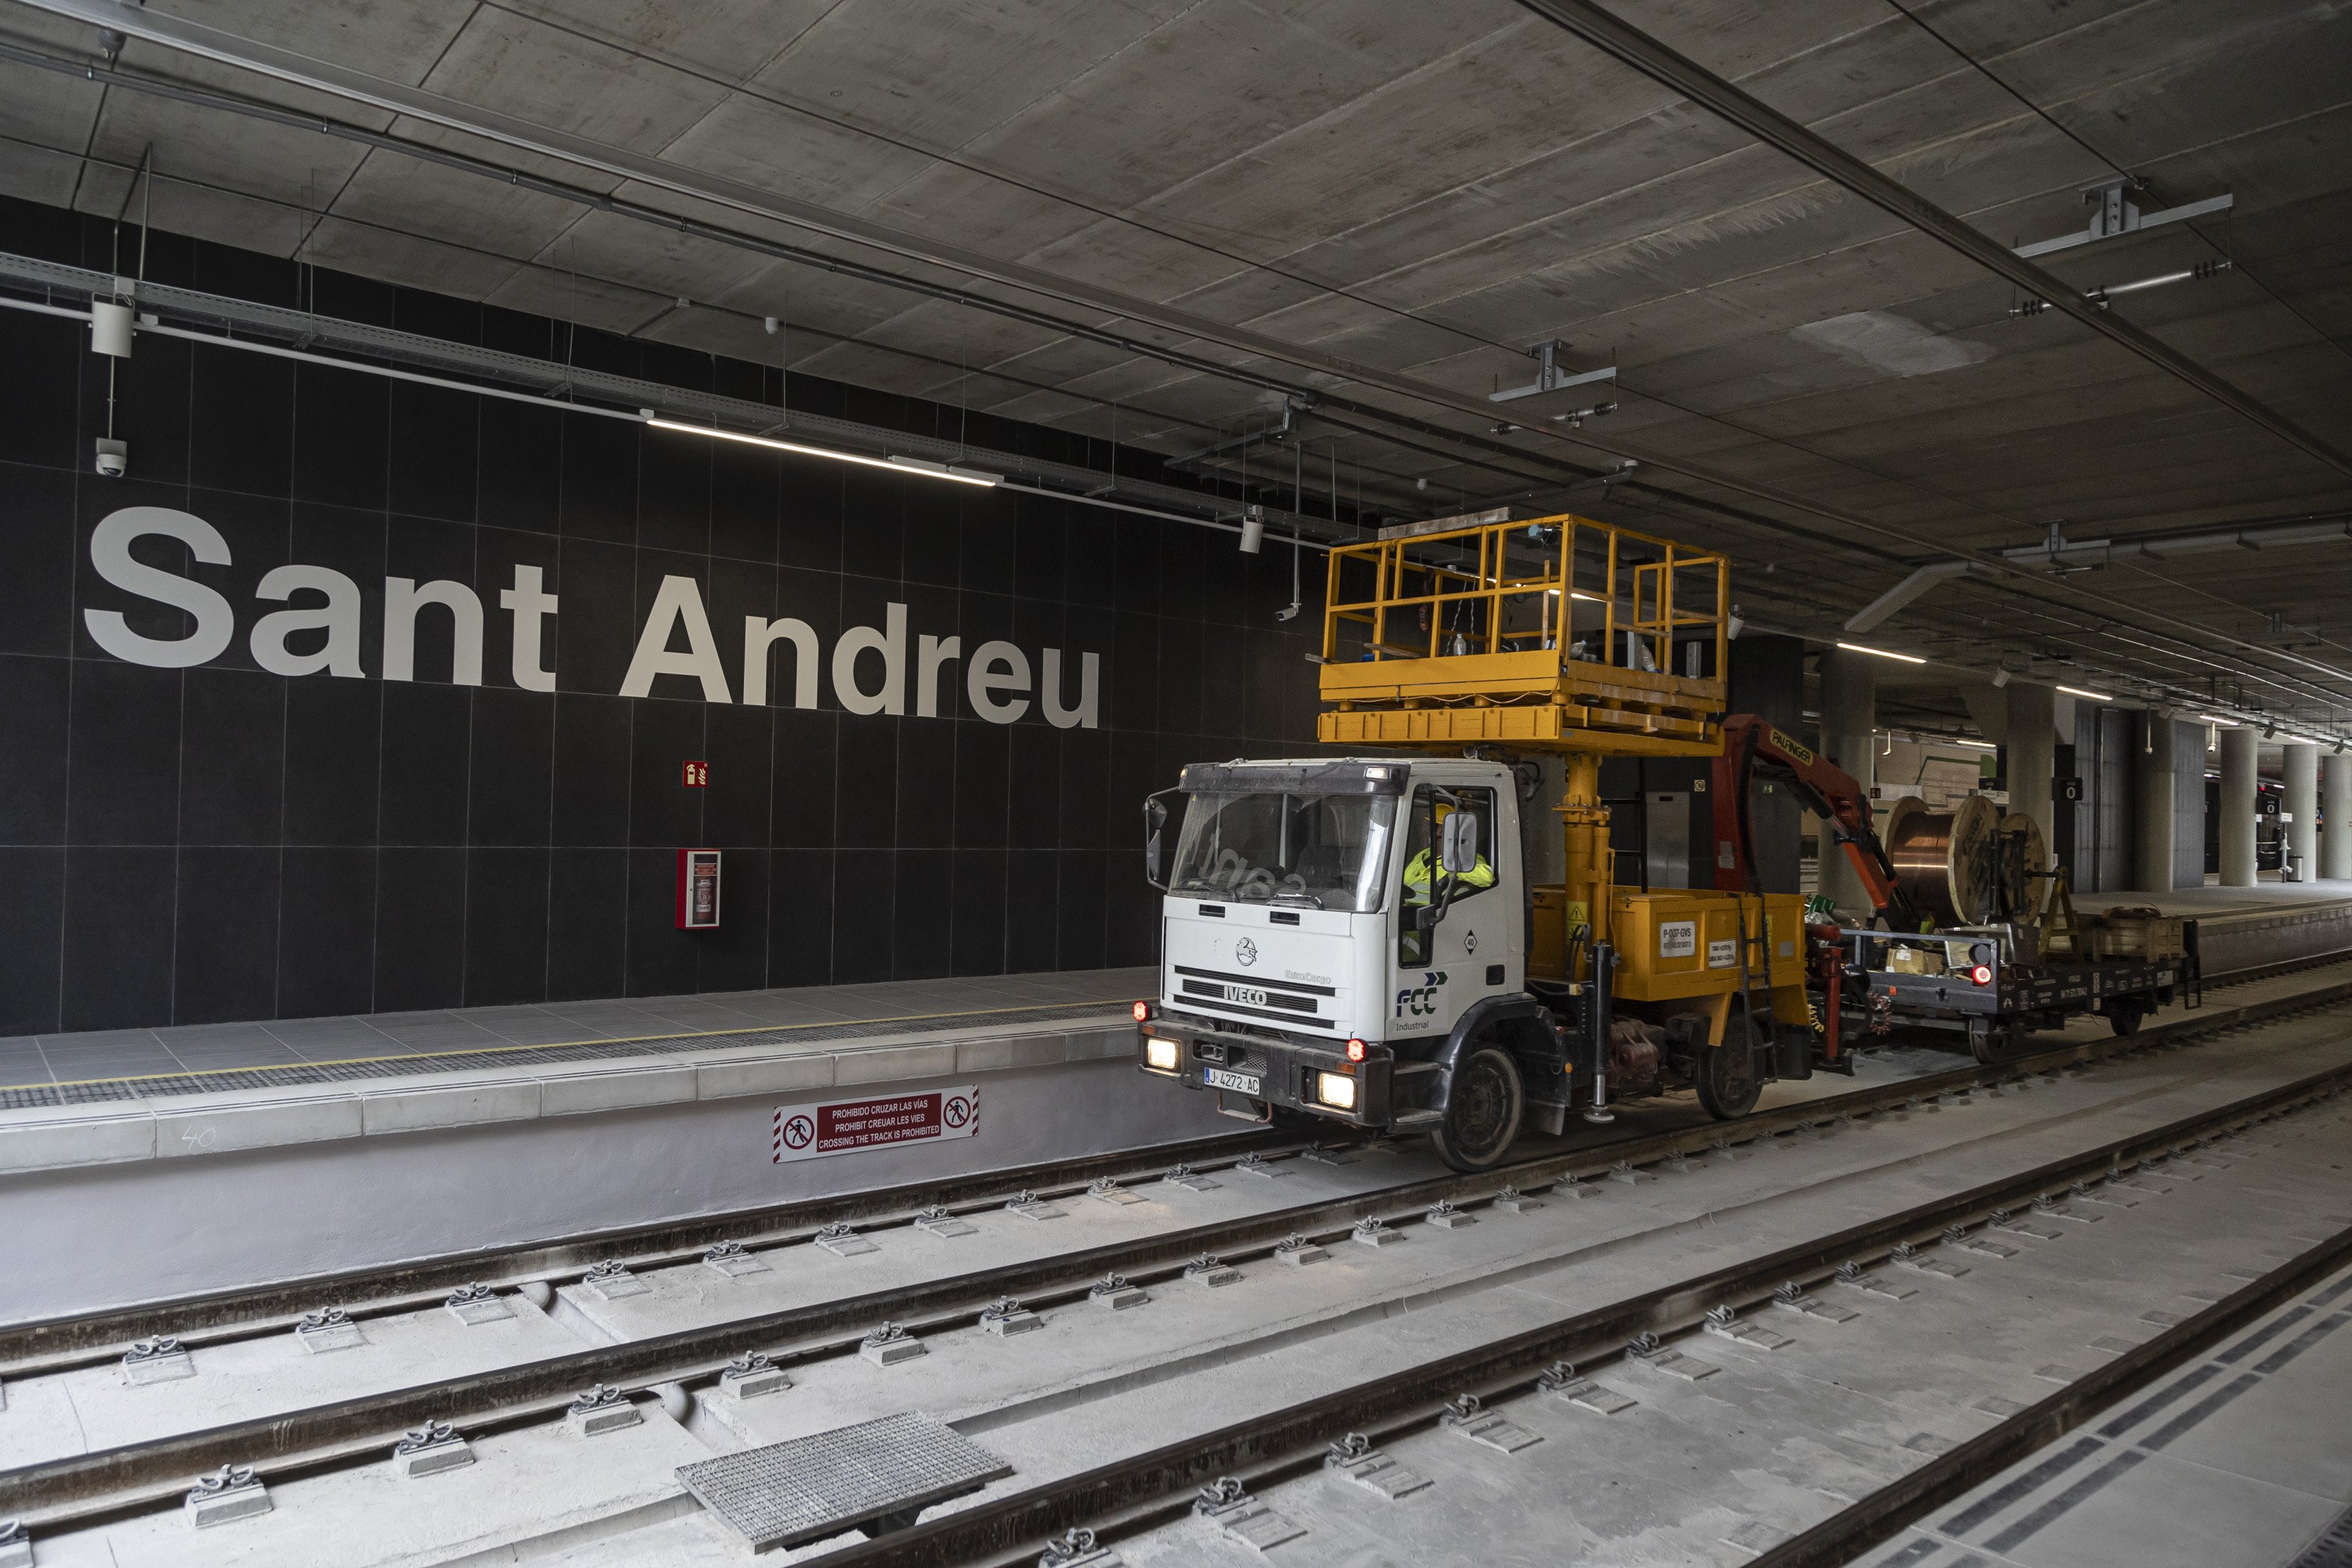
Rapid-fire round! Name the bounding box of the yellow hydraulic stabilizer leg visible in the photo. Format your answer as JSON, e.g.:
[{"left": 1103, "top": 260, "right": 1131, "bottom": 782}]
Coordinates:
[{"left": 1558, "top": 751, "right": 1613, "bottom": 971}]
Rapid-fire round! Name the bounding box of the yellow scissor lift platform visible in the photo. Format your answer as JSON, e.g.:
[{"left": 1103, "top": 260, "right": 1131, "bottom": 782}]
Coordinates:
[{"left": 1316, "top": 510, "right": 1803, "bottom": 1042}]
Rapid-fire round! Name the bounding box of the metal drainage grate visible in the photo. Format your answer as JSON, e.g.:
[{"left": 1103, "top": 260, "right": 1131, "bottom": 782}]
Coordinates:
[
  {"left": 677, "top": 1411, "right": 1011, "bottom": 1550},
  {"left": 0, "top": 1002, "right": 1127, "bottom": 1111}
]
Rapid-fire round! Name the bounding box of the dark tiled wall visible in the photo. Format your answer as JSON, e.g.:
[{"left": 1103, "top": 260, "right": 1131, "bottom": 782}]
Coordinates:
[{"left": 0, "top": 201, "right": 1325, "bottom": 1033}]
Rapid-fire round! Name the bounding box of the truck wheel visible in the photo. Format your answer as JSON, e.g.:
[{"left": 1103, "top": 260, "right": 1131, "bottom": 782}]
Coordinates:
[
  {"left": 1430, "top": 1044, "right": 1523, "bottom": 1172},
  {"left": 1695, "top": 1040, "right": 1762, "bottom": 1120},
  {"left": 2106, "top": 998, "right": 2146, "bottom": 1037}
]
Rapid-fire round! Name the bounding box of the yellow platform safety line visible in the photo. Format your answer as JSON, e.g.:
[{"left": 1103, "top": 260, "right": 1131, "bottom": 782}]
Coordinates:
[{"left": 6, "top": 997, "right": 1138, "bottom": 1094}]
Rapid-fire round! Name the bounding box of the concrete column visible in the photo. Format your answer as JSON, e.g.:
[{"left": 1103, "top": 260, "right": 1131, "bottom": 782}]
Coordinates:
[
  {"left": 2325, "top": 753, "right": 2352, "bottom": 882},
  {"left": 2132, "top": 710, "right": 2176, "bottom": 893},
  {"left": 2005, "top": 682, "right": 2056, "bottom": 849},
  {"left": 1816, "top": 648, "right": 1876, "bottom": 916},
  {"left": 2218, "top": 725, "right": 2258, "bottom": 887},
  {"left": 2282, "top": 742, "right": 2318, "bottom": 881}
]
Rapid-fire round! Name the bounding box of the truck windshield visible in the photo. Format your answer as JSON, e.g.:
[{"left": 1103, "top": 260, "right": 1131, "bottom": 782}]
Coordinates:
[{"left": 1168, "top": 792, "right": 1396, "bottom": 912}]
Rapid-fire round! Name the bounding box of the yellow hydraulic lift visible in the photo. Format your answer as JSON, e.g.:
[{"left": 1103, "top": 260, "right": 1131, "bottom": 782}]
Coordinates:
[{"left": 1314, "top": 509, "right": 1808, "bottom": 1111}]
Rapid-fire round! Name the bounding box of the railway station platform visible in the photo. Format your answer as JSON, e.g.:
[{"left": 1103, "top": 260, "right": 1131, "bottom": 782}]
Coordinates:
[{"left": 6, "top": 879, "right": 2352, "bottom": 1327}]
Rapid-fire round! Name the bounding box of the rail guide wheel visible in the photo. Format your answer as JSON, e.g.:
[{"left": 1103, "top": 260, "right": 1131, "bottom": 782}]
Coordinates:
[
  {"left": 1967, "top": 1016, "right": 2027, "bottom": 1065},
  {"left": 1694, "top": 1036, "right": 1763, "bottom": 1120}
]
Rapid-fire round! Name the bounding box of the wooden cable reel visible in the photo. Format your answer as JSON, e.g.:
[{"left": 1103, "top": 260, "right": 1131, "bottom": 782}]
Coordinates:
[
  {"left": 1999, "top": 811, "right": 2049, "bottom": 923},
  {"left": 1884, "top": 793, "right": 2000, "bottom": 926}
]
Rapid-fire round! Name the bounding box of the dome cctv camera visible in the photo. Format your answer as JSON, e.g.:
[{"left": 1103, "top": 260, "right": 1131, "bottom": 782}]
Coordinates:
[{"left": 93, "top": 437, "right": 128, "bottom": 479}]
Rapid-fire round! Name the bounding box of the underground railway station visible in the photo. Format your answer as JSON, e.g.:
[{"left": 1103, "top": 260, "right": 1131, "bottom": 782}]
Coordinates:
[{"left": 3, "top": 2, "right": 2352, "bottom": 1565}]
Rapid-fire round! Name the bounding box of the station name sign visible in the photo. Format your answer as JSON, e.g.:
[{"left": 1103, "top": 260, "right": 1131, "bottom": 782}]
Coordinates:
[{"left": 79, "top": 506, "right": 1100, "bottom": 727}]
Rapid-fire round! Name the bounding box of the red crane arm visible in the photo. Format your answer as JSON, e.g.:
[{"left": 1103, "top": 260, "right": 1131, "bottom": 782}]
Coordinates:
[{"left": 1710, "top": 713, "right": 1914, "bottom": 924}]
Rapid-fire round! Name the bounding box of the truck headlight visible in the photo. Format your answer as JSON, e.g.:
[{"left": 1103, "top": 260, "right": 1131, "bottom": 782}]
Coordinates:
[
  {"left": 1314, "top": 1071, "right": 1358, "bottom": 1111},
  {"left": 1144, "top": 1037, "right": 1180, "bottom": 1072}
]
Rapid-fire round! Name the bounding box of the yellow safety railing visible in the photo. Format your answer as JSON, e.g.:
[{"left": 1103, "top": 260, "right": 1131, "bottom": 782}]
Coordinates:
[{"left": 1316, "top": 511, "right": 1730, "bottom": 753}]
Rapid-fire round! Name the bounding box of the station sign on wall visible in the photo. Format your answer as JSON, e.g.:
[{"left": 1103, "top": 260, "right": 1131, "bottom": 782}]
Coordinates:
[{"left": 78, "top": 506, "right": 1102, "bottom": 726}]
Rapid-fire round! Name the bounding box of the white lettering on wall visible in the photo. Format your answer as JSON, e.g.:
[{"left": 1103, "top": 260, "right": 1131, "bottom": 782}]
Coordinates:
[
  {"left": 742, "top": 615, "right": 818, "bottom": 709},
  {"left": 620, "top": 575, "right": 733, "bottom": 702},
  {"left": 832, "top": 603, "right": 906, "bottom": 717},
  {"left": 968, "top": 641, "right": 1030, "bottom": 724},
  {"left": 251, "top": 564, "right": 365, "bottom": 678},
  {"left": 74, "top": 508, "right": 1100, "bottom": 727},
  {"left": 383, "top": 578, "right": 485, "bottom": 685},
  {"left": 1041, "top": 648, "right": 1098, "bottom": 730},
  {"left": 83, "top": 507, "right": 236, "bottom": 668},
  {"left": 916, "top": 634, "right": 961, "bottom": 719},
  {"left": 499, "top": 564, "right": 559, "bottom": 692}
]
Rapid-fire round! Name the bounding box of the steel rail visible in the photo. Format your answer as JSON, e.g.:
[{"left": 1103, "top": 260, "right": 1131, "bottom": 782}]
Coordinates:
[
  {"left": 1749, "top": 1226, "right": 2352, "bottom": 1566},
  {"left": 10, "top": 950, "right": 2342, "bottom": 1377},
  {"left": 1509, "top": 0, "right": 2352, "bottom": 485},
  {"left": 818, "top": 1061, "right": 2352, "bottom": 1568},
  {"left": 5, "top": 982, "right": 2347, "bottom": 1529},
  {"left": 0, "top": 1127, "right": 1296, "bottom": 1375}
]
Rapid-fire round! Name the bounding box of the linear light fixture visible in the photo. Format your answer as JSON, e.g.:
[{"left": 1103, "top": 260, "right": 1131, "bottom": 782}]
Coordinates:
[
  {"left": 644, "top": 416, "right": 1002, "bottom": 487},
  {"left": 2056, "top": 684, "right": 2111, "bottom": 701},
  {"left": 1836, "top": 640, "right": 1926, "bottom": 666},
  {"left": 1941, "top": 738, "right": 1998, "bottom": 751},
  {"left": 1546, "top": 589, "right": 1606, "bottom": 602},
  {"left": 2198, "top": 713, "right": 2241, "bottom": 727}
]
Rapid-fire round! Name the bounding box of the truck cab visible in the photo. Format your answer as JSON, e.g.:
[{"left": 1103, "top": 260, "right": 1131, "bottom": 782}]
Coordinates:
[{"left": 1134, "top": 756, "right": 1563, "bottom": 1169}]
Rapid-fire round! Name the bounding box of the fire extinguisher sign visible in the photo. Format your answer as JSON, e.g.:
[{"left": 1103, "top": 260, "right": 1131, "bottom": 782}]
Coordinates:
[
  {"left": 771, "top": 1086, "right": 980, "bottom": 1162},
  {"left": 676, "top": 848, "right": 721, "bottom": 929}
]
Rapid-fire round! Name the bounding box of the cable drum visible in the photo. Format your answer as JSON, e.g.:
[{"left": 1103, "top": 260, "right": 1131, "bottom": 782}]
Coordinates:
[{"left": 1884, "top": 793, "right": 2000, "bottom": 926}]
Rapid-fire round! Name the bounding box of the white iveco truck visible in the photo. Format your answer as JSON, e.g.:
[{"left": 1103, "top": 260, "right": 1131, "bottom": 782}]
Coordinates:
[{"left": 1134, "top": 755, "right": 1570, "bottom": 1171}]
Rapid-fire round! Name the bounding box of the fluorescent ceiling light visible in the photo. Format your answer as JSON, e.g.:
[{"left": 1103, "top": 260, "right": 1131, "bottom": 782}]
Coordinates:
[
  {"left": 2056, "top": 684, "right": 2110, "bottom": 701},
  {"left": 1547, "top": 589, "right": 1605, "bottom": 602},
  {"left": 1942, "top": 738, "right": 1998, "bottom": 750},
  {"left": 644, "top": 417, "right": 1001, "bottom": 487},
  {"left": 1836, "top": 640, "right": 1926, "bottom": 666},
  {"left": 2198, "top": 713, "right": 2240, "bottom": 727}
]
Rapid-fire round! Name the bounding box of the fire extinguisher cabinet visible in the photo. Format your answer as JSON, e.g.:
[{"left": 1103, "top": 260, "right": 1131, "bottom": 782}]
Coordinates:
[{"left": 676, "top": 849, "right": 721, "bottom": 929}]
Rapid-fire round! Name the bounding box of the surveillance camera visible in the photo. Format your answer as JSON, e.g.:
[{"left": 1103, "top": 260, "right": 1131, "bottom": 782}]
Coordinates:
[{"left": 93, "top": 437, "right": 128, "bottom": 479}]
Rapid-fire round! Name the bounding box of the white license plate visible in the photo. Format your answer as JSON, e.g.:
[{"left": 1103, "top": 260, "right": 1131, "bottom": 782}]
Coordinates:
[{"left": 1203, "top": 1066, "right": 1261, "bottom": 1095}]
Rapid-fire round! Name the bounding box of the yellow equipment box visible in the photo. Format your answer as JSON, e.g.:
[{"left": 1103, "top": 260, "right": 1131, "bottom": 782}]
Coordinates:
[{"left": 1608, "top": 889, "right": 1806, "bottom": 1001}]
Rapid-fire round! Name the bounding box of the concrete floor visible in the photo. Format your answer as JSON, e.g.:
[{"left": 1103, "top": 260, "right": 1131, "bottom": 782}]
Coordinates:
[{"left": 26, "top": 997, "right": 2350, "bottom": 1566}]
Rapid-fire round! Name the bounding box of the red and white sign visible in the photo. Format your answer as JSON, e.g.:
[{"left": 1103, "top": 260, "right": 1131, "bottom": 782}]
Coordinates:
[
  {"left": 681, "top": 760, "right": 709, "bottom": 788},
  {"left": 771, "top": 1086, "right": 980, "bottom": 1163},
  {"left": 676, "top": 848, "right": 721, "bottom": 929}
]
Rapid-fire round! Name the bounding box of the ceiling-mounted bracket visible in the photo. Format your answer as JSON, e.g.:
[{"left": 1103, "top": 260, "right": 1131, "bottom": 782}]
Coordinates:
[
  {"left": 1488, "top": 339, "right": 1617, "bottom": 405},
  {"left": 2013, "top": 179, "right": 2234, "bottom": 260}
]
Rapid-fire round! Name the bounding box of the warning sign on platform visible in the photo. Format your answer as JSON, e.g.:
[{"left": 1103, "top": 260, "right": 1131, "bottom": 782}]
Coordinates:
[{"left": 771, "top": 1085, "right": 979, "bottom": 1163}]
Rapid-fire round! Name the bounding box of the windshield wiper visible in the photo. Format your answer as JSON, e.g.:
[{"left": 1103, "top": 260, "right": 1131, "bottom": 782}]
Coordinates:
[{"left": 1270, "top": 891, "right": 1326, "bottom": 909}]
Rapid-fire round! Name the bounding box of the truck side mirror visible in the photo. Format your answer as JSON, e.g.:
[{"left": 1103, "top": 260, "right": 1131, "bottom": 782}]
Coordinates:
[
  {"left": 1440, "top": 810, "right": 1479, "bottom": 877},
  {"left": 1142, "top": 789, "right": 1179, "bottom": 891}
]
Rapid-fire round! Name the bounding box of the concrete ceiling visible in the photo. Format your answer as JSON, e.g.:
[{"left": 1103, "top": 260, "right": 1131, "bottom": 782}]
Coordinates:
[{"left": 2, "top": 0, "right": 2350, "bottom": 732}]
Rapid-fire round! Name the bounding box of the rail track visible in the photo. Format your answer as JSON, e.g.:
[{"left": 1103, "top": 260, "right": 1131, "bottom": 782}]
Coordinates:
[{"left": 0, "top": 976, "right": 2346, "bottom": 1553}]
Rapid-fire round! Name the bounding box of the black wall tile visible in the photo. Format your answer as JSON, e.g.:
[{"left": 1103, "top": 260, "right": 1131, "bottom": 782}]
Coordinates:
[
  {"left": 702, "top": 702, "right": 774, "bottom": 847},
  {"left": 829, "top": 848, "right": 895, "bottom": 984},
  {"left": 180, "top": 667, "right": 286, "bottom": 845},
  {"left": 388, "top": 383, "right": 480, "bottom": 524},
  {"left": 695, "top": 847, "right": 769, "bottom": 994},
  {"left": 477, "top": 400, "right": 562, "bottom": 535},
  {"left": 374, "top": 848, "right": 466, "bottom": 1011},
  {"left": 173, "top": 847, "right": 281, "bottom": 1024},
  {"left": 949, "top": 850, "right": 1006, "bottom": 977},
  {"left": 190, "top": 344, "right": 293, "bottom": 497},
  {"left": 771, "top": 708, "right": 838, "bottom": 851},
  {"left": 292, "top": 363, "right": 390, "bottom": 510},
  {"left": 0, "top": 848, "right": 63, "bottom": 1034},
  {"left": 0, "top": 655, "right": 69, "bottom": 846},
  {"left": 61, "top": 847, "right": 176, "bottom": 1030},
  {"left": 0, "top": 463, "right": 77, "bottom": 656},
  {"left": 893, "top": 849, "right": 952, "bottom": 980},
  {"left": 546, "top": 848, "right": 626, "bottom": 1000},
  {"left": 834, "top": 717, "right": 898, "bottom": 848},
  {"left": 1056, "top": 851, "right": 1109, "bottom": 971},
  {"left": 463, "top": 847, "right": 550, "bottom": 1006},
  {"left": 1007, "top": 726, "right": 1062, "bottom": 851},
  {"left": 282, "top": 677, "right": 382, "bottom": 846},
  {"left": 630, "top": 697, "right": 708, "bottom": 849},
  {"left": 637, "top": 424, "right": 711, "bottom": 556},
  {"left": 378, "top": 682, "right": 473, "bottom": 846},
  {"left": 66, "top": 659, "right": 181, "bottom": 845},
  {"left": 469, "top": 687, "right": 554, "bottom": 847},
  {"left": 551, "top": 693, "right": 631, "bottom": 847},
  {"left": 0, "top": 311, "right": 79, "bottom": 470},
  {"left": 1004, "top": 851, "right": 1059, "bottom": 974},
  {"left": 624, "top": 846, "right": 699, "bottom": 998},
  {"left": 560, "top": 417, "right": 638, "bottom": 543},
  {"left": 768, "top": 848, "right": 833, "bottom": 988},
  {"left": 275, "top": 848, "right": 375, "bottom": 1018}
]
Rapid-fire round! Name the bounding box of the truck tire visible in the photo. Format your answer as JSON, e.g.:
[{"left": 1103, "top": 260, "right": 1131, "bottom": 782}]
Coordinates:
[
  {"left": 1430, "top": 1044, "right": 1523, "bottom": 1173},
  {"left": 1969, "top": 1018, "right": 2026, "bottom": 1065},
  {"left": 2106, "top": 997, "right": 2147, "bottom": 1037},
  {"left": 1695, "top": 1040, "right": 1762, "bottom": 1120}
]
